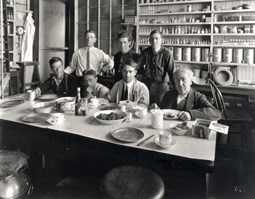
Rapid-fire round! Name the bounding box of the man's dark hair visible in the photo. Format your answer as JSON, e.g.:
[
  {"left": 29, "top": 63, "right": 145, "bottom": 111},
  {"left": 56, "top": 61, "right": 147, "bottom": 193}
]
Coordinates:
[
  {"left": 84, "top": 30, "right": 97, "bottom": 38},
  {"left": 118, "top": 31, "right": 133, "bottom": 42},
  {"left": 149, "top": 29, "right": 163, "bottom": 38},
  {"left": 121, "top": 59, "right": 138, "bottom": 71},
  {"left": 82, "top": 69, "right": 98, "bottom": 78},
  {"left": 49, "top": 57, "right": 63, "bottom": 68}
]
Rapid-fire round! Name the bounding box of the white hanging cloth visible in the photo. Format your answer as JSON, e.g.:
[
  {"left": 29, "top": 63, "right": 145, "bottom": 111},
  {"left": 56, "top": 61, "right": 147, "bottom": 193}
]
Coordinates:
[{"left": 21, "top": 13, "right": 35, "bottom": 61}]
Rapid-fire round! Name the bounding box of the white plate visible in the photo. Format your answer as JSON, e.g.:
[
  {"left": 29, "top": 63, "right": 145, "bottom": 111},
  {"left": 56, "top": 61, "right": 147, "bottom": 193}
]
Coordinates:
[
  {"left": 99, "top": 103, "right": 118, "bottom": 110},
  {"left": 37, "top": 94, "right": 58, "bottom": 101},
  {"left": 162, "top": 109, "right": 180, "bottom": 120},
  {"left": 20, "top": 113, "right": 51, "bottom": 123},
  {"left": 111, "top": 127, "right": 144, "bottom": 143},
  {"left": 134, "top": 111, "right": 147, "bottom": 119},
  {"left": 154, "top": 137, "right": 176, "bottom": 149}
]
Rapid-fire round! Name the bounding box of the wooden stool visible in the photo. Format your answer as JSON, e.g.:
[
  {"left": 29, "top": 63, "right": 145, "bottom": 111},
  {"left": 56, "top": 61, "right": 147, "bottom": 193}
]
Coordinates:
[
  {"left": 16, "top": 61, "right": 41, "bottom": 93},
  {"left": 101, "top": 165, "right": 165, "bottom": 199}
]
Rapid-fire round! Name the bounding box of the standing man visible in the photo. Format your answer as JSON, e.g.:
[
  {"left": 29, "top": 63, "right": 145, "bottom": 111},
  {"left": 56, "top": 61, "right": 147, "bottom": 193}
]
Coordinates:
[
  {"left": 113, "top": 31, "right": 139, "bottom": 83},
  {"left": 108, "top": 59, "right": 149, "bottom": 107},
  {"left": 65, "top": 30, "right": 114, "bottom": 81},
  {"left": 138, "top": 29, "right": 175, "bottom": 105}
]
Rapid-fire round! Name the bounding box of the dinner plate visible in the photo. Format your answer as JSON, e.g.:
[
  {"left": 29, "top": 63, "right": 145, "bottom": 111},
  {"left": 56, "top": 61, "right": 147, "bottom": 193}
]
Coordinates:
[
  {"left": 111, "top": 127, "right": 144, "bottom": 143},
  {"left": 0, "top": 99, "right": 25, "bottom": 108},
  {"left": 99, "top": 103, "right": 118, "bottom": 110},
  {"left": 37, "top": 94, "right": 58, "bottom": 101},
  {"left": 154, "top": 137, "right": 176, "bottom": 149},
  {"left": 134, "top": 111, "right": 147, "bottom": 119},
  {"left": 163, "top": 109, "right": 180, "bottom": 120},
  {"left": 20, "top": 113, "right": 51, "bottom": 123}
]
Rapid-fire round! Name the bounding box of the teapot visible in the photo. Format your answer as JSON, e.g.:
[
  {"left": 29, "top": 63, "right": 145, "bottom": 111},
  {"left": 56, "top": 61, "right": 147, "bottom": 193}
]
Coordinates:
[{"left": 0, "top": 172, "right": 33, "bottom": 199}]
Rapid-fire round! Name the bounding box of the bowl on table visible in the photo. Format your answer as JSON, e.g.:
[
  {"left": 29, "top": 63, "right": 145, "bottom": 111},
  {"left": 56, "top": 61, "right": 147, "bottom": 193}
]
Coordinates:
[
  {"left": 169, "top": 122, "right": 190, "bottom": 136},
  {"left": 94, "top": 110, "right": 127, "bottom": 125},
  {"left": 32, "top": 102, "right": 55, "bottom": 113},
  {"left": 55, "top": 97, "right": 75, "bottom": 113}
]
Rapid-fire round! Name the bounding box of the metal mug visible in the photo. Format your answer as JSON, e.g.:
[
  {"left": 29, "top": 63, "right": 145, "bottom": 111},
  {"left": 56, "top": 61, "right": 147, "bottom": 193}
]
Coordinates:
[{"left": 26, "top": 90, "right": 36, "bottom": 101}]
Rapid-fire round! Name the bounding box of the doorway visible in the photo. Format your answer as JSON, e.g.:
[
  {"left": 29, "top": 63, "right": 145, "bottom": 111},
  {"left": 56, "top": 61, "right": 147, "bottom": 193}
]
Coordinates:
[{"left": 32, "top": 0, "right": 74, "bottom": 82}]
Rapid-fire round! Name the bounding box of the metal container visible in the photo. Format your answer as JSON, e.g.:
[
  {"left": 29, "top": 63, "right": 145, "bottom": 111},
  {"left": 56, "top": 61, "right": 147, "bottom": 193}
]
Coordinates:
[
  {"left": 0, "top": 172, "right": 33, "bottom": 199},
  {"left": 174, "top": 47, "right": 182, "bottom": 61},
  {"left": 202, "top": 48, "right": 210, "bottom": 62},
  {"left": 233, "top": 48, "right": 243, "bottom": 63},
  {"left": 214, "top": 48, "right": 222, "bottom": 62},
  {"left": 223, "top": 48, "right": 233, "bottom": 63},
  {"left": 192, "top": 47, "right": 201, "bottom": 62},
  {"left": 251, "top": 25, "right": 255, "bottom": 33},
  {"left": 244, "top": 49, "right": 254, "bottom": 65},
  {"left": 183, "top": 47, "right": 191, "bottom": 61}
]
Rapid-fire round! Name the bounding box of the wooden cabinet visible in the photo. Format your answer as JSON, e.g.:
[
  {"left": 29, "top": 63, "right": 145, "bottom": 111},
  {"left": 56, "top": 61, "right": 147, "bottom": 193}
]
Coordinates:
[{"left": 137, "top": 0, "right": 255, "bottom": 90}]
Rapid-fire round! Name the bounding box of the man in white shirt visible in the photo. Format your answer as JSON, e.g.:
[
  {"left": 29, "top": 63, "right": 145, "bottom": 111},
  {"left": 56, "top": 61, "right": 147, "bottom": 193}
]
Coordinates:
[
  {"left": 107, "top": 59, "right": 149, "bottom": 107},
  {"left": 65, "top": 30, "right": 114, "bottom": 77}
]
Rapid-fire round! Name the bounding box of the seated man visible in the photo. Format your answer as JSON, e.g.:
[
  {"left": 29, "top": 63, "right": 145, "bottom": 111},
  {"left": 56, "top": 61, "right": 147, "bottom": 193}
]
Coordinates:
[
  {"left": 108, "top": 59, "right": 149, "bottom": 107},
  {"left": 81, "top": 69, "right": 109, "bottom": 99},
  {"left": 159, "top": 68, "right": 221, "bottom": 121},
  {"left": 35, "top": 57, "right": 77, "bottom": 97}
]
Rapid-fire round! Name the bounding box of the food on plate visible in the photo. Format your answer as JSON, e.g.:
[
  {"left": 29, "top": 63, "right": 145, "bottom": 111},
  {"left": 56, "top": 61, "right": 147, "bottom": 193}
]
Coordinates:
[
  {"left": 174, "top": 121, "right": 189, "bottom": 131},
  {"left": 96, "top": 112, "right": 124, "bottom": 120},
  {"left": 164, "top": 112, "right": 176, "bottom": 119}
]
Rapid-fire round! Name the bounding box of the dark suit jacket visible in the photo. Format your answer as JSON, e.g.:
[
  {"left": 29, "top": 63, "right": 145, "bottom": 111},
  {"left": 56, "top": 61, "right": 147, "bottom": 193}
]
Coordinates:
[
  {"left": 160, "top": 88, "right": 221, "bottom": 120},
  {"left": 39, "top": 73, "right": 77, "bottom": 97}
]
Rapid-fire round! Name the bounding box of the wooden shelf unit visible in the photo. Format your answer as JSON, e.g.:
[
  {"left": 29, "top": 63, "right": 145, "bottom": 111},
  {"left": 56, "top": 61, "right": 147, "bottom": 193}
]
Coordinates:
[{"left": 137, "top": 0, "right": 255, "bottom": 91}]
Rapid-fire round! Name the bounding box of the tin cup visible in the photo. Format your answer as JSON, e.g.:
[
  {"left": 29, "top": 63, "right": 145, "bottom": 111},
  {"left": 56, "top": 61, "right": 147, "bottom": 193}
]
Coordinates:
[
  {"left": 26, "top": 90, "right": 36, "bottom": 101},
  {"left": 118, "top": 104, "right": 126, "bottom": 112},
  {"left": 159, "top": 130, "right": 172, "bottom": 146},
  {"left": 90, "top": 98, "right": 99, "bottom": 107}
]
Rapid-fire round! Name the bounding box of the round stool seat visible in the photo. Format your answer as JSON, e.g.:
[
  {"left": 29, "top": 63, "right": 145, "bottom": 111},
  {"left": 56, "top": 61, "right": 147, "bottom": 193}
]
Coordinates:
[{"left": 101, "top": 165, "right": 165, "bottom": 199}]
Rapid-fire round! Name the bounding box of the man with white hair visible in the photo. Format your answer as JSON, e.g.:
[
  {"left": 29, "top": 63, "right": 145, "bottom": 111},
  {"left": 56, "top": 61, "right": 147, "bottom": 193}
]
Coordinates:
[{"left": 159, "top": 68, "right": 221, "bottom": 121}]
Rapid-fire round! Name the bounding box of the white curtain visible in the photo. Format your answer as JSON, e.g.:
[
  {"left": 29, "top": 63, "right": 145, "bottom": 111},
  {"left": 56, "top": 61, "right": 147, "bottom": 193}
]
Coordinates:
[{"left": 21, "top": 13, "right": 35, "bottom": 61}]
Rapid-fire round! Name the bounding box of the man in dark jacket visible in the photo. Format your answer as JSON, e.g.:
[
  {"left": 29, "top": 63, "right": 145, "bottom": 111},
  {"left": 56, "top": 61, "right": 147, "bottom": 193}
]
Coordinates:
[
  {"left": 34, "top": 57, "right": 77, "bottom": 97},
  {"left": 113, "top": 31, "right": 139, "bottom": 83},
  {"left": 159, "top": 68, "right": 221, "bottom": 121},
  {"left": 138, "top": 29, "right": 175, "bottom": 105}
]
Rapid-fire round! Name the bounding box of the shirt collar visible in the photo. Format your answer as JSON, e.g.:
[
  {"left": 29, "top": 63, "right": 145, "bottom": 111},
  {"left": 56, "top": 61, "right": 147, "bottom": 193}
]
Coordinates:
[
  {"left": 53, "top": 75, "right": 64, "bottom": 86},
  {"left": 124, "top": 79, "right": 134, "bottom": 88},
  {"left": 177, "top": 90, "right": 189, "bottom": 99},
  {"left": 151, "top": 46, "right": 163, "bottom": 55}
]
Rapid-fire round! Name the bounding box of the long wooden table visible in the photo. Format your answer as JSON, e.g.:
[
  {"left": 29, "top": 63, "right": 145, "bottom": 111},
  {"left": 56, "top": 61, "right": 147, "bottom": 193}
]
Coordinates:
[{"left": 0, "top": 94, "right": 217, "bottom": 165}]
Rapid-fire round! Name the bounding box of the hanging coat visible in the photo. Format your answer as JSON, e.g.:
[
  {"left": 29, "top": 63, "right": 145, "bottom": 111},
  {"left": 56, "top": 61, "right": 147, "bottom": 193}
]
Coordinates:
[{"left": 21, "top": 13, "right": 35, "bottom": 61}]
